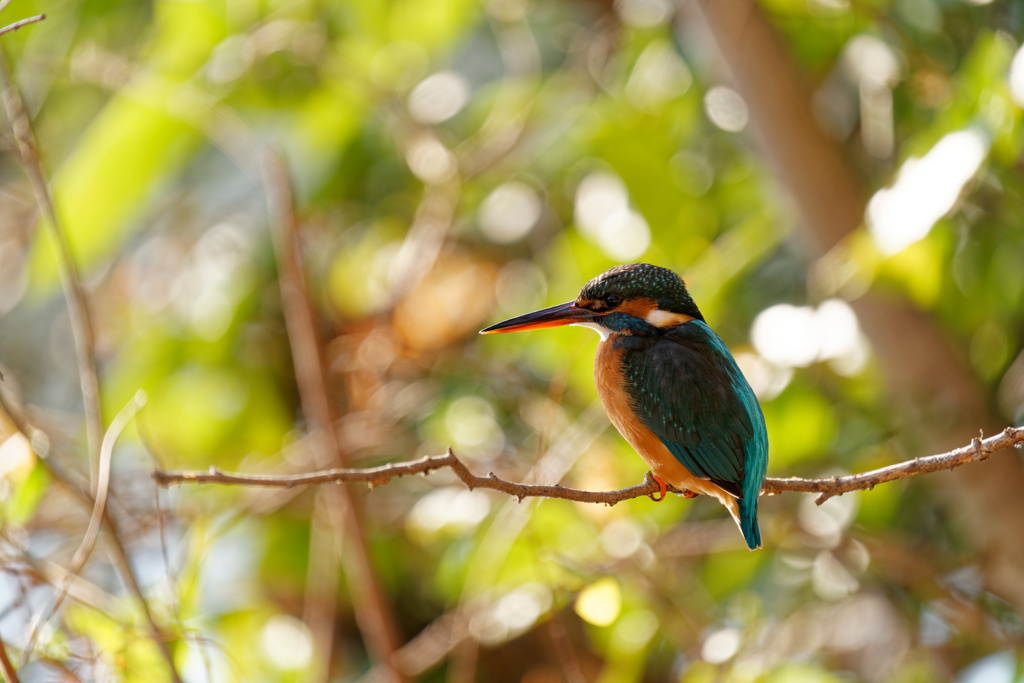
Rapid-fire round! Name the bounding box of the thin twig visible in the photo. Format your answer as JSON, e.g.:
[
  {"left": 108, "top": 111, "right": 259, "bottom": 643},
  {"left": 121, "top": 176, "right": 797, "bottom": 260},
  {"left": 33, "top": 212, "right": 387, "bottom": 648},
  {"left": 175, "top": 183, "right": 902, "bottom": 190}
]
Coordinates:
[
  {"left": 154, "top": 427, "right": 1024, "bottom": 507},
  {"left": 263, "top": 151, "right": 405, "bottom": 683},
  {"left": 143, "top": 435, "right": 212, "bottom": 679},
  {"left": 0, "top": 14, "right": 44, "bottom": 38},
  {"left": 0, "top": 531, "right": 120, "bottom": 615},
  {"left": 302, "top": 489, "right": 341, "bottom": 682},
  {"left": 0, "top": 635, "right": 19, "bottom": 683},
  {"left": 21, "top": 391, "right": 147, "bottom": 664},
  {"left": 760, "top": 428, "right": 1022, "bottom": 504},
  {"left": 0, "top": 391, "right": 183, "bottom": 682},
  {"left": 0, "top": 35, "right": 104, "bottom": 488},
  {"left": 0, "top": 49, "right": 158, "bottom": 671}
]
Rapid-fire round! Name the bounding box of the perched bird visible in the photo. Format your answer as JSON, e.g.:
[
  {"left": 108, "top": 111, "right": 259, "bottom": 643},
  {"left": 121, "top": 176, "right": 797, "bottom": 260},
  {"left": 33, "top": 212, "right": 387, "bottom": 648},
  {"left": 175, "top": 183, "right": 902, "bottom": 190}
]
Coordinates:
[{"left": 481, "top": 263, "right": 768, "bottom": 550}]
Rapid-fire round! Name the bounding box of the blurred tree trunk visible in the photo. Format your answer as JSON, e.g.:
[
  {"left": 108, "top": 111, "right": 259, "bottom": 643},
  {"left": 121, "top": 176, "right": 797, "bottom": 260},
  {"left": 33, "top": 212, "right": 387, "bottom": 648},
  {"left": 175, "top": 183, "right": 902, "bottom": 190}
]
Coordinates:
[{"left": 692, "top": 0, "right": 1024, "bottom": 610}]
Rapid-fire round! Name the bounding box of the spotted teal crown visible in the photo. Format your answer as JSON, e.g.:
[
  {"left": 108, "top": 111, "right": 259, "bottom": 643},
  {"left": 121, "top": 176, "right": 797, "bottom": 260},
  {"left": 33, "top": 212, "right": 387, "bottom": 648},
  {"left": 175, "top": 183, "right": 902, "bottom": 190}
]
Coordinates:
[{"left": 578, "top": 263, "right": 705, "bottom": 322}]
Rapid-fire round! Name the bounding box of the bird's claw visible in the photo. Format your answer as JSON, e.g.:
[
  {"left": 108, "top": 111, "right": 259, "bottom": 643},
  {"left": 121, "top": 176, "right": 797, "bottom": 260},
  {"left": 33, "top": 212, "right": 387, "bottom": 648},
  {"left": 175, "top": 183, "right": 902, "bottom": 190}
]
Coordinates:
[
  {"left": 681, "top": 489, "right": 698, "bottom": 498},
  {"left": 648, "top": 473, "right": 668, "bottom": 502}
]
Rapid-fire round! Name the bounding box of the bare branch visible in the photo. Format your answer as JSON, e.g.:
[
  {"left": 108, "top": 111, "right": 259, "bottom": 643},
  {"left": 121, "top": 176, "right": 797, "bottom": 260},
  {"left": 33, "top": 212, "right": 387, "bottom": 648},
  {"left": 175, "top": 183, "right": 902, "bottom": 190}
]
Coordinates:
[
  {"left": 0, "top": 49, "right": 159, "bottom": 675},
  {"left": 153, "top": 427, "right": 1024, "bottom": 506},
  {"left": 22, "top": 391, "right": 147, "bottom": 663},
  {"left": 0, "top": 389, "right": 182, "bottom": 681},
  {"left": 0, "top": 35, "right": 104, "bottom": 487},
  {"left": 263, "top": 151, "right": 406, "bottom": 683},
  {"left": 761, "top": 428, "right": 1023, "bottom": 504},
  {"left": 0, "top": 13, "right": 44, "bottom": 37},
  {"left": 0, "top": 635, "right": 20, "bottom": 683}
]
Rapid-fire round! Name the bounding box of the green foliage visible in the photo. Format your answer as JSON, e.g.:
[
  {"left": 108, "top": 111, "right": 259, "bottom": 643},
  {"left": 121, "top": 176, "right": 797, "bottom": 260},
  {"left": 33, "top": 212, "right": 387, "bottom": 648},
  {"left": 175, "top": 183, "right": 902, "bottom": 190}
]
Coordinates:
[
  {"left": 6, "top": 460, "right": 49, "bottom": 526},
  {"left": 2, "top": 0, "right": 1024, "bottom": 679}
]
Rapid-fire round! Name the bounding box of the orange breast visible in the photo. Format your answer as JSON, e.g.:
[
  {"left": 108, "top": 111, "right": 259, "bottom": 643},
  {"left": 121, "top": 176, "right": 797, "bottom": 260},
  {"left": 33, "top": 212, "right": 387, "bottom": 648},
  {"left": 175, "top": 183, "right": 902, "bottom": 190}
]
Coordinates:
[{"left": 593, "top": 338, "right": 738, "bottom": 506}]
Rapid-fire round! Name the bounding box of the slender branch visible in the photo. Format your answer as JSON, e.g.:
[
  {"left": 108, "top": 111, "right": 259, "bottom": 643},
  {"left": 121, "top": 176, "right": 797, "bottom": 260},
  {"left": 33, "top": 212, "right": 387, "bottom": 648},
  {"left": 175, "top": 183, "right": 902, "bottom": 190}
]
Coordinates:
[
  {"left": 0, "top": 390, "right": 183, "bottom": 682},
  {"left": 0, "top": 55, "right": 162, "bottom": 670},
  {"left": 263, "top": 151, "right": 406, "bottom": 682},
  {"left": 0, "top": 26, "right": 104, "bottom": 489},
  {"left": 153, "top": 427, "right": 1024, "bottom": 506},
  {"left": 0, "top": 14, "right": 44, "bottom": 38},
  {"left": 0, "top": 531, "right": 120, "bottom": 615},
  {"left": 22, "top": 391, "right": 147, "bottom": 663},
  {"left": 0, "top": 636, "right": 19, "bottom": 683},
  {"left": 759, "top": 429, "right": 1021, "bottom": 503}
]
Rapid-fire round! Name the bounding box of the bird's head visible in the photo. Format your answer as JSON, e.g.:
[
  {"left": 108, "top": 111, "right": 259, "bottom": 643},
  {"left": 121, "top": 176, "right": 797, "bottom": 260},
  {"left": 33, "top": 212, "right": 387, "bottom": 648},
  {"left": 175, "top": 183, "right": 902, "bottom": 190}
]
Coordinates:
[{"left": 480, "top": 263, "right": 703, "bottom": 339}]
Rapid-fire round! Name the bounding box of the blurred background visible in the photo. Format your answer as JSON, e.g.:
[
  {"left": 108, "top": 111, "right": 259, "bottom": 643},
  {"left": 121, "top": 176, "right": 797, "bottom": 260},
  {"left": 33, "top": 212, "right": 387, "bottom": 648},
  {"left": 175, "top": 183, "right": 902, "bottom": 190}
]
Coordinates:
[{"left": 1, "top": 0, "right": 1023, "bottom": 680}]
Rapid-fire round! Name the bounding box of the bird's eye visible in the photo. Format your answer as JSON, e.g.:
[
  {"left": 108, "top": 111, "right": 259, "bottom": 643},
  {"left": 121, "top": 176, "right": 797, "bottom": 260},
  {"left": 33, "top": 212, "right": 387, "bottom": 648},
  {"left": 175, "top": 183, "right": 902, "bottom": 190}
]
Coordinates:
[{"left": 603, "top": 294, "right": 623, "bottom": 307}]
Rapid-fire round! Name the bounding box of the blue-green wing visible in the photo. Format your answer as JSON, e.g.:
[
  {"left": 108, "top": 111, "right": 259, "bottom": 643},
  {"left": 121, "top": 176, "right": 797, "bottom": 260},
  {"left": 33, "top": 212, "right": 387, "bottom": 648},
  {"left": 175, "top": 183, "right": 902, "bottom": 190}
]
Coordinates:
[{"left": 618, "top": 321, "right": 765, "bottom": 499}]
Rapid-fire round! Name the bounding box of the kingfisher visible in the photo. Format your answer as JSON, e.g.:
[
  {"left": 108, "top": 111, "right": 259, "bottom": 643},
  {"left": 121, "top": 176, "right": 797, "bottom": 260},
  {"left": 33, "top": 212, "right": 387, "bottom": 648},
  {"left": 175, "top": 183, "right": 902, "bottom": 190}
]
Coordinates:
[{"left": 481, "top": 263, "right": 768, "bottom": 550}]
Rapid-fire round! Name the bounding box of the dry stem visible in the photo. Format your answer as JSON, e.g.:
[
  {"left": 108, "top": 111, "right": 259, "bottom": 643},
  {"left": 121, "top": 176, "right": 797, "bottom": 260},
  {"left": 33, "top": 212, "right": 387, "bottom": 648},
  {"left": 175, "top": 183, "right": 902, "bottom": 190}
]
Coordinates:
[
  {"left": 0, "top": 32, "right": 182, "bottom": 682},
  {"left": 153, "top": 427, "right": 1024, "bottom": 506},
  {"left": 0, "top": 14, "right": 44, "bottom": 38},
  {"left": 0, "top": 31, "right": 104, "bottom": 486},
  {"left": 22, "top": 392, "right": 147, "bottom": 657},
  {"left": 263, "top": 152, "right": 406, "bottom": 683}
]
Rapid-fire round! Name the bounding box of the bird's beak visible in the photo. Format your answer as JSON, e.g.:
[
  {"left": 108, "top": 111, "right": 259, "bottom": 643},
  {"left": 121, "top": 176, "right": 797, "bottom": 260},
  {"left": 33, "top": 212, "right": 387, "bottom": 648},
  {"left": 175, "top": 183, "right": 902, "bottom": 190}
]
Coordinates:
[{"left": 480, "top": 301, "right": 594, "bottom": 334}]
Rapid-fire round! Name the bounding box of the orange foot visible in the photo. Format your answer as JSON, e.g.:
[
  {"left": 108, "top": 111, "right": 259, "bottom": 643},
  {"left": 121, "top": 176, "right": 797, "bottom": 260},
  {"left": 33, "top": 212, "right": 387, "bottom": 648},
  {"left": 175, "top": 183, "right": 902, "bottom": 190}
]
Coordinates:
[
  {"left": 648, "top": 473, "right": 668, "bottom": 502},
  {"left": 681, "top": 489, "right": 698, "bottom": 499}
]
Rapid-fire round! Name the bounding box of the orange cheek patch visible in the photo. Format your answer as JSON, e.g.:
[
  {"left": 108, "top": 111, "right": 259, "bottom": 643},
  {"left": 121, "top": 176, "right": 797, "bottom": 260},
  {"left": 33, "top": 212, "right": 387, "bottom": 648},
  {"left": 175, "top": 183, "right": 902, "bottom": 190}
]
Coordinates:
[
  {"left": 618, "top": 297, "right": 659, "bottom": 319},
  {"left": 616, "top": 297, "right": 693, "bottom": 328}
]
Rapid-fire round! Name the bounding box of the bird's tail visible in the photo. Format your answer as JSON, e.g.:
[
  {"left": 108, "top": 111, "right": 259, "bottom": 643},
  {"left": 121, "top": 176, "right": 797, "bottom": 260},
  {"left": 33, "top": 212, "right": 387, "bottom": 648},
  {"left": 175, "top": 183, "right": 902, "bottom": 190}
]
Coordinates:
[
  {"left": 738, "top": 493, "right": 761, "bottom": 550},
  {"left": 722, "top": 493, "right": 761, "bottom": 550}
]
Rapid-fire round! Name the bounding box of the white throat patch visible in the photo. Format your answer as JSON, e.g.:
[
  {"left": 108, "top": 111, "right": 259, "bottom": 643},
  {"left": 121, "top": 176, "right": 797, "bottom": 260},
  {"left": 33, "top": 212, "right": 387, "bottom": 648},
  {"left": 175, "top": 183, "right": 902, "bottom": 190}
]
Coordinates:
[{"left": 571, "top": 321, "right": 611, "bottom": 341}]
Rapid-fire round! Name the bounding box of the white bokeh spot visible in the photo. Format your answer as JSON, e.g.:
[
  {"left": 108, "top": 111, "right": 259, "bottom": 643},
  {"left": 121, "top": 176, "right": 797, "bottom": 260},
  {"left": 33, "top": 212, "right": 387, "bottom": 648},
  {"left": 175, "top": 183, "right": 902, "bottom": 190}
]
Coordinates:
[
  {"left": 751, "top": 299, "right": 867, "bottom": 374},
  {"left": 702, "top": 628, "right": 741, "bottom": 664},
  {"left": 260, "top": 615, "right": 314, "bottom": 670},
  {"left": 866, "top": 129, "right": 988, "bottom": 255},
  {"left": 1011, "top": 44, "right": 1024, "bottom": 106},
  {"left": 408, "top": 71, "right": 471, "bottom": 124},
  {"left": 479, "top": 182, "right": 542, "bottom": 243},
  {"left": 704, "top": 86, "right": 749, "bottom": 132},
  {"left": 574, "top": 171, "right": 650, "bottom": 260},
  {"left": 406, "top": 133, "right": 457, "bottom": 184}
]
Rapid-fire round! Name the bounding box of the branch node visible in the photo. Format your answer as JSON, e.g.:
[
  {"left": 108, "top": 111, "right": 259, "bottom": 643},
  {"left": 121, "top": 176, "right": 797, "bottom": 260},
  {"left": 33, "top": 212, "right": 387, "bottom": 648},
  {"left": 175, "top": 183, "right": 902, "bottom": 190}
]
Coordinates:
[{"left": 972, "top": 436, "right": 986, "bottom": 462}]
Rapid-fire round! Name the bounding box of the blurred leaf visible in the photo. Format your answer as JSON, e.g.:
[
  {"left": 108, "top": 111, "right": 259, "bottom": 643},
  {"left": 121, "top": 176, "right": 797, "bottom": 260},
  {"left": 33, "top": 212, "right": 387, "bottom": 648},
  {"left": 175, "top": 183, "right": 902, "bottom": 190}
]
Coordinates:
[
  {"left": 6, "top": 459, "right": 49, "bottom": 526},
  {"left": 700, "top": 549, "right": 764, "bottom": 599},
  {"left": 4, "top": 0, "right": 1024, "bottom": 679},
  {"left": 879, "top": 230, "right": 949, "bottom": 309},
  {"left": 760, "top": 662, "right": 849, "bottom": 683},
  {"left": 763, "top": 386, "right": 838, "bottom": 469},
  {"left": 30, "top": 94, "right": 202, "bottom": 291},
  {"left": 30, "top": 0, "right": 228, "bottom": 291},
  {"left": 388, "top": 0, "right": 480, "bottom": 48}
]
